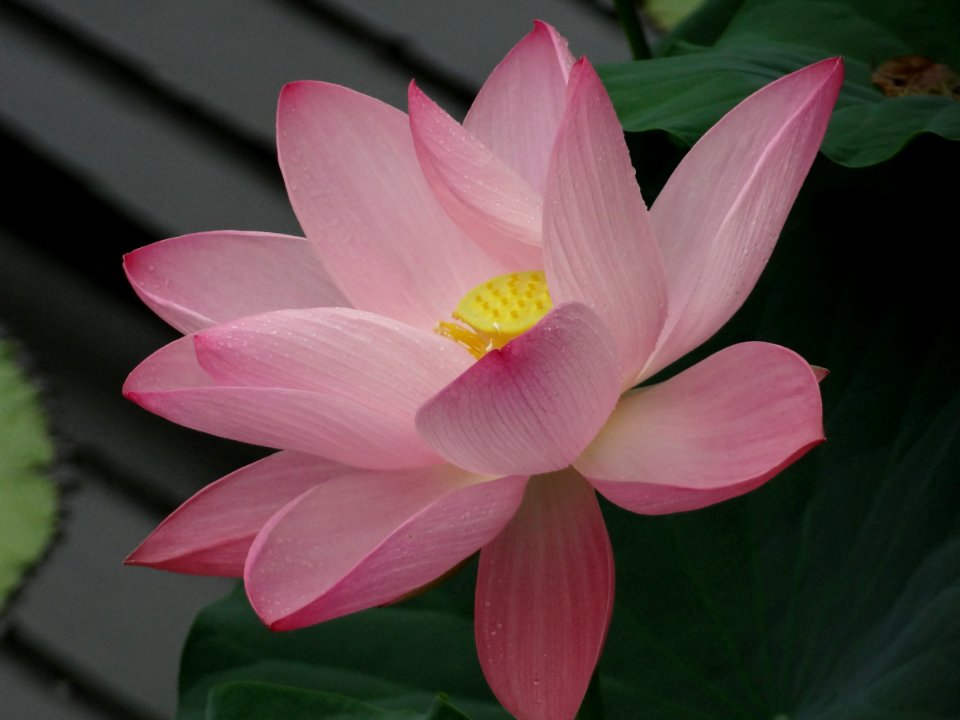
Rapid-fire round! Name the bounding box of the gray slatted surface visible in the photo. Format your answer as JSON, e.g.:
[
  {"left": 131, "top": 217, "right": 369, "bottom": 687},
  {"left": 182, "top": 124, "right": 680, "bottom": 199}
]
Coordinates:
[
  {"left": 316, "top": 0, "right": 625, "bottom": 77},
  {"left": 0, "top": 2, "right": 626, "bottom": 718}
]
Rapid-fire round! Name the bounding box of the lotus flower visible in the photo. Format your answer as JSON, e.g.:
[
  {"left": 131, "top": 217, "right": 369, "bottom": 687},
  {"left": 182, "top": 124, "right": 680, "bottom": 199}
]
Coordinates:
[{"left": 124, "top": 22, "right": 842, "bottom": 720}]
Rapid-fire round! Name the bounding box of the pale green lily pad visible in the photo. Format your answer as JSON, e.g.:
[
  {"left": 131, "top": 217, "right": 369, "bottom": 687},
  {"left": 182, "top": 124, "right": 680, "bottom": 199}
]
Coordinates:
[
  {"left": 0, "top": 338, "right": 58, "bottom": 611},
  {"left": 599, "top": 0, "right": 960, "bottom": 166}
]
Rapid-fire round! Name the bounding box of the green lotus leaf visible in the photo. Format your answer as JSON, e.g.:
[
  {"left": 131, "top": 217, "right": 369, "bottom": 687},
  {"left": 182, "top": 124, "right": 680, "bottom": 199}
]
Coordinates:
[{"left": 600, "top": 0, "right": 960, "bottom": 166}]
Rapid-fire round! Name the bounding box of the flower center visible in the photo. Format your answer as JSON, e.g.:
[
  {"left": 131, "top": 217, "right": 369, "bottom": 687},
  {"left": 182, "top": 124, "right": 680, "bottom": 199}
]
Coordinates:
[{"left": 436, "top": 270, "right": 553, "bottom": 358}]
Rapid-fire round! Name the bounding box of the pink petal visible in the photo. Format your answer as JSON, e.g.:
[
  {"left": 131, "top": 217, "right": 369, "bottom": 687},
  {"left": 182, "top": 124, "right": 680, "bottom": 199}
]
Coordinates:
[
  {"left": 476, "top": 470, "right": 614, "bottom": 720},
  {"left": 125, "top": 451, "right": 352, "bottom": 576},
  {"left": 245, "top": 468, "right": 527, "bottom": 630},
  {"left": 463, "top": 21, "right": 575, "bottom": 195},
  {"left": 277, "top": 81, "right": 506, "bottom": 330},
  {"left": 193, "top": 306, "right": 471, "bottom": 400},
  {"left": 124, "top": 231, "right": 349, "bottom": 335},
  {"left": 124, "top": 314, "right": 469, "bottom": 469},
  {"left": 543, "top": 59, "right": 668, "bottom": 387},
  {"left": 408, "top": 82, "right": 543, "bottom": 268},
  {"left": 646, "top": 59, "right": 844, "bottom": 376},
  {"left": 416, "top": 303, "right": 620, "bottom": 476},
  {"left": 576, "top": 342, "right": 824, "bottom": 515},
  {"left": 124, "top": 332, "right": 214, "bottom": 390}
]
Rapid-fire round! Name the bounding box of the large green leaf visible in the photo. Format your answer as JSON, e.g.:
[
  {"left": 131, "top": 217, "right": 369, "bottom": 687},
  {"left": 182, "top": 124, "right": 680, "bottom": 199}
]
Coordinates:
[
  {"left": 0, "top": 338, "right": 57, "bottom": 611},
  {"left": 177, "top": 575, "right": 505, "bottom": 720},
  {"left": 205, "top": 682, "right": 419, "bottom": 720},
  {"left": 205, "top": 682, "right": 471, "bottom": 720},
  {"left": 599, "top": 0, "right": 960, "bottom": 166}
]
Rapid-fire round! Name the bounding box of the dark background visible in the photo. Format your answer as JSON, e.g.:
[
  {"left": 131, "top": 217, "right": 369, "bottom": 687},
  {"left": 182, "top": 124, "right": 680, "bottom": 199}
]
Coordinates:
[{"left": 0, "top": 2, "right": 629, "bottom": 718}]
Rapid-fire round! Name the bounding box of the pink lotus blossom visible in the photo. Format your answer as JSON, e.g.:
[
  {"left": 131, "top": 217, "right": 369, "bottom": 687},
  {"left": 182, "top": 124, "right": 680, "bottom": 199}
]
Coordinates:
[{"left": 124, "top": 22, "right": 842, "bottom": 720}]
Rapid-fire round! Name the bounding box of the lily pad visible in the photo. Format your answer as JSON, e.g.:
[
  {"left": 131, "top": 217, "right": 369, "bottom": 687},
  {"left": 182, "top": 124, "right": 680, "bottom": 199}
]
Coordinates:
[
  {"left": 0, "top": 338, "right": 57, "bottom": 611},
  {"left": 598, "top": 0, "right": 960, "bottom": 166}
]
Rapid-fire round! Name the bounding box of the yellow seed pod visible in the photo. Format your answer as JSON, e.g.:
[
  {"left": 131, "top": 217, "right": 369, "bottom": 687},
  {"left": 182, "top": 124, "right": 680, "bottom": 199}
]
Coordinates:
[{"left": 436, "top": 271, "right": 553, "bottom": 358}]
